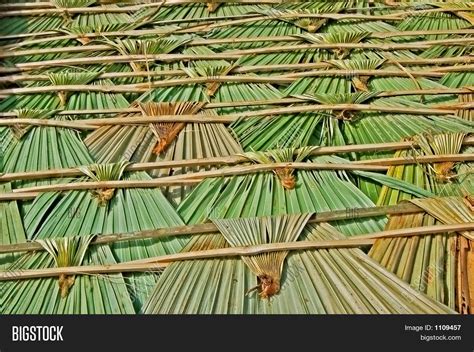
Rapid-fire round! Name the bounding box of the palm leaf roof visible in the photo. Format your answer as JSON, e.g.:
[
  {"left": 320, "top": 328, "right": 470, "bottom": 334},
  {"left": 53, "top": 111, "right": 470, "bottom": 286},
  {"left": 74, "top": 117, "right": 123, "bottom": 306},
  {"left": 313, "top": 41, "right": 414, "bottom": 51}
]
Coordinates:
[{"left": 0, "top": 0, "right": 473, "bottom": 314}]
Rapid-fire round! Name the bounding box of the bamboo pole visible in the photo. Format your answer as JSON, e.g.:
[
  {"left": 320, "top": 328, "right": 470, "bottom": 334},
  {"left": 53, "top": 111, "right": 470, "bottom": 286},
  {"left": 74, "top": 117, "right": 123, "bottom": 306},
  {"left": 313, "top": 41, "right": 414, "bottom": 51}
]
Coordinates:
[
  {"left": 0, "top": 88, "right": 471, "bottom": 117},
  {"left": 0, "top": 1, "right": 164, "bottom": 17},
  {"left": 0, "top": 118, "right": 96, "bottom": 129},
  {"left": 10, "top": 53, "right": 242, "bottom": 70},
  {"left": 225, "top": 38, "right": 474, "bottom": 56},
  {"left": 2, "top": 67, "right": 472, "bottom": 89},
  {"left": 2, "top": 65, "right": 473, "bottom": 85},
  {"left": 1, "top": 81, "right": 473, "bottom": 98},
  {"left": 3, "top": 70, "right": 471, "bottom": 95},
  {"left": 2, "top": 152, "right": 473, "bottom": 200},
  {"left": 0, "top": 104, "right": 464, "bottom": 130},
  {"left": 3, "top": 28, "right": 473, "bottom": 49},
  {"left": 382, "top": 7, "right": 474, "bottom": 18},
  {"left": 222, "top": 56, "right": 474, "bottom": 73},
  {"left": 0, "top": 76, "right": 297, "bottom": 95},
  {"left": 0, "top": 202, "right": 425, "bottom": 255},
  {"left": 1, "top": 139, "right": 473, "bottom": 183},
  {"left": 2, "top": 162, "right": 389, "bottom": 196},
  {"left": 0, "top": 2, "right": 55, "bottom": 9},
  {"left": 0, "top": 0, "right": 352, "bottom": 10},
  {"left": 174, "top": 13, "right": 443, "bottom": 34},
  {"left": 6, "top": 38, "right": 474, "bottom": 71},
  {"left": 352, "top": 154, "right": 474, "bottom": 166},
  {"left": 0, "top": 6, "right": 405, "bottom": 19},
  {"left": 0, "top": 1, "right": 466, "bottom": 14},
  {"left": 0, "top": 99, "right": 304, "bottom": 117},
  {"left": 1, "top": 222, "right": 472, "bottom": 280},
  {"left": 2, "top": 55, "right": 472, "bottom": 75},
  {"left": 282, "top": 67, "right": 472, "bottom": 79}
]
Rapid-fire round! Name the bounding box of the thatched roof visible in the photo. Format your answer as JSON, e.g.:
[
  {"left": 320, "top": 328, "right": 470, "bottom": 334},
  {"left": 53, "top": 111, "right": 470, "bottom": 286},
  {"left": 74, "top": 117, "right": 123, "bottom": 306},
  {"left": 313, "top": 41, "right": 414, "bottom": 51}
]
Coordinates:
[{"left": 0, "top": 0, "right": 473, "bottom": 314}]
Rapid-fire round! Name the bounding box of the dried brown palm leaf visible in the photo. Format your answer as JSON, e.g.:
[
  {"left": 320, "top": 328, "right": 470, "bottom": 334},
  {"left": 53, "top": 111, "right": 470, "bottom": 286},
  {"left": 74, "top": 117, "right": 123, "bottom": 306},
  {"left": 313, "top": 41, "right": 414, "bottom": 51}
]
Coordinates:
[
  {"left": 207, "top": 1, "right": 221, "bottom": 13},
  {"left": 139, "top": 101, "right": 204, "bottom": 155}
]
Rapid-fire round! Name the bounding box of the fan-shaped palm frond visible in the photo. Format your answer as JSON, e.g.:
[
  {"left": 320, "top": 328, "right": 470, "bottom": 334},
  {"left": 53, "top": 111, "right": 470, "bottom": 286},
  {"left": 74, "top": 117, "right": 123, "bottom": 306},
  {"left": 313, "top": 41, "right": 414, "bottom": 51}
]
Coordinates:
[
  {"left": 414, "top": 132, "right": 468, "bottom": 184},
  {"left": 2, "top": 0, "right": 474, "bottom": 316},
  {"left": 328, "top": 58, "right": 386, "bottom": 91},
  {"left": 213, "top": 214, "right": 311, "bottom": 298},
  {"left": 139, "top": 101, "right": 204, "bottom": 155},
  {"left": 79, "top": 160, "right": 130, "bottom": 206},
  {"left": 37, "top": 235, "right": 95, "bottom": 297},
  {"left": 47, "top": 71, "right": 101, "bottom": 106},
  {"left": 143, "top": 223, "right": 453, "bottom": 314},
  {"left": 238, "top": 146, "right": 318, "bottom": 189},
  {"left": 51, "top": 0, "right": 96, "bottom": 8},
  {"left": 116, "top": 37, "right": 192, "bottom": 57},
  {"left": 10, "top": 108, "right": 57, "bottom": 139}
]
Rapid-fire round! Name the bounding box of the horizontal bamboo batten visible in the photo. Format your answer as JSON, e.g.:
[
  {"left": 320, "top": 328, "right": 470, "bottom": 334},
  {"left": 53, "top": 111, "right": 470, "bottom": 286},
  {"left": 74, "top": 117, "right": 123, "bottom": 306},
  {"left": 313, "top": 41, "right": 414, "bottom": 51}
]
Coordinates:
[
  {"left": 2, "top": 0, "right": 474, "bottom": 316},
  {"left": 1, "top": 67, "right": 473, "bottom": 88},
  {"left": 2, "top": 28, "right": 474, "bottom": 44},
  {"left": 0, "top": 7, "right": 409, "bottom": 19},
  {"left": 0, "top": 1, "right": 467, "bottom": 11},
  {"left": 0, "top": 90, "right": 471, "bottom": 118},
  {"left": 1, "top": 135, "right": 473, "bottom": 182},
  {"left": 2, "top": 77, "right": 473, "bottom": 96},
  {"left": 4, "top": 38, "right": 474, "bottom": 72},
  {"left": 0, "top": 201, "right": 426, "bottom": 255},
  {"left": 2, "top": 55, "right": 471, "bottom": 76},
  {"left": 1, "top": 153, "right": 472, "bottom": 200},
  {"left": 224, "top": 38, "right": 474, "bottom": 55},
  {"left": 0, "top": 28, "right": 474, "bottom": 51},
  {"left": 0, "top": 103, "right": 469, "bottom": 131},
  {"left": 2, "top": 62, "right": 474, "bottom": 83},
  {"left": 1, "top": 162, "right": 390, "bottom": 198},
  {"left": 0, "top": 3, "right": 467, "bottom": 18},
  {"left": 1, "top": 222, "right": 472, "bottom": 280}
]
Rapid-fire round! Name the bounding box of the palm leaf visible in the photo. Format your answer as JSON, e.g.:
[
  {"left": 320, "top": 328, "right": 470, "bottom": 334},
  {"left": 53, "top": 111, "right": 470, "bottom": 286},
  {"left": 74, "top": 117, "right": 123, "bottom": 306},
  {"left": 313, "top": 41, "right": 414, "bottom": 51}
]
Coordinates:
[
  {"left": 143, "top": 223, "right": 453, "bottom": 313},
  {"left": 51, "top": 0, "right": 96, "bottom": 8},
  {"left": 37, "top": 235, "right": 95, "bottom": 298}
]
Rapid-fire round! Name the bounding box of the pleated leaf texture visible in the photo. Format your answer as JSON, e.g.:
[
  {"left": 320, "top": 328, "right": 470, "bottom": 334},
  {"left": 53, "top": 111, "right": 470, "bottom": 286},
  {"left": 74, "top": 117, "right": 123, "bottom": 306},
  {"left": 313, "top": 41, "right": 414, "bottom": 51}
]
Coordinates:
[{"left": 0, "top": 0, "right": 473, "bottom": 314}]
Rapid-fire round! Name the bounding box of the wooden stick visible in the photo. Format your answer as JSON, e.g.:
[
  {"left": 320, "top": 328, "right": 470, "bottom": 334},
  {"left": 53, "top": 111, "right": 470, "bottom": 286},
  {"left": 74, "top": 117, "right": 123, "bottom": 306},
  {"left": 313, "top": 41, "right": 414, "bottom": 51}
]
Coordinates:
[
  {"left": 382, "top": 7, "right": 474, "bottom": 18},
  {"left": 3, "top": 71, "right": 471, "bottom": 95},
  {"left": 2, "top": 55, "right": 472, "bottom": 75},
  {"left": 2, "top": 65, "right": 470, "bottom": 84},
  {"left": 7, "top": 37, "right": 474, "bottom": 71},
  {"left": 0, "top": 118, "right": 96, "bottom": 129},
  {"left": 1, "top": 139, "right": 473, "bottom": 183},
  {"left": 0, "top": 2, "right": 55, "bottom": 9},
  {"left": 0, "top": 202, "right": 424, "bottom": 255},
  {"left": 3, "top": 150, "right": 473, "bottom": 199},
  {"left": 0, "top": 104, "right": 465, "bottom": 130},
  {"left": 2, "top": 65, "right": 472, "bottom": 87},
  {"left": 0, "top": 6, "right": 405, "bottom": 19},
  {"left": 3, "top": 28, "right": 473, "bottom": 48},
  {"left": 1, "top": 222, "right": 472, "bottom": 280},
  {"left": 0, "top": 99, "right": 303, "bottom": 117},
  {"left": 1, "top": 162, "right": 388, "bottom": 197},
  {"left": 0, "top": 1, "right": 165, "bottom": 17},
  {"left": 282, "top": 67, "right": 474, "bottom": 79},
  {"left": 352, "top": 154, "right": 474, "bottom": 166},
  {"left": 227, "top": 38, "right": 474, "bottom": 55},
  {"left": 10, "top": 54, "right": 242, "bottom": 70},
  {"left": 0, "top": 76, "right": 298, "bottom": 95},
  {"left": 0, "top": 88, "right": 471, "bottom": 117}
]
